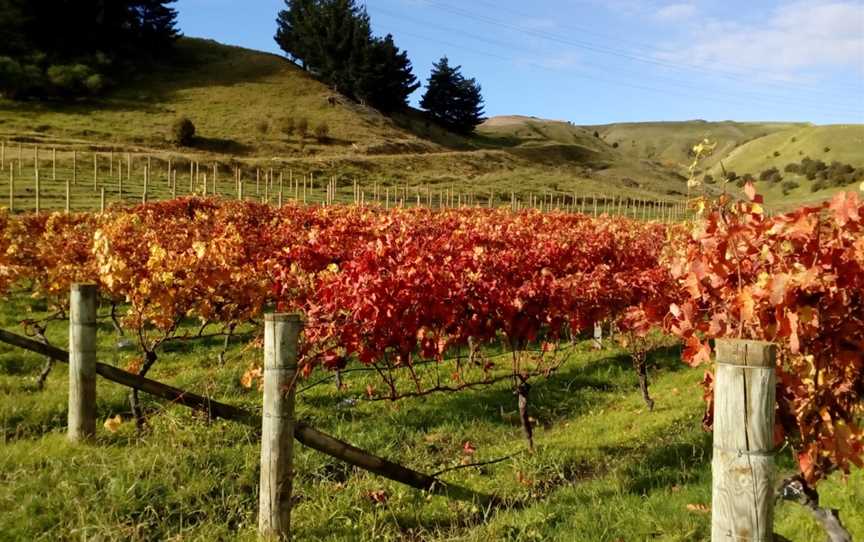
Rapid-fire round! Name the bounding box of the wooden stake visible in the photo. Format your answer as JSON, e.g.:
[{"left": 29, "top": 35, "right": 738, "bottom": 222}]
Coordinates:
[
  {"left": 143, "top": 166, "right": 149, "bottom": 203},
  {"left": 100, "top": 188, "right": 105, "bottom": 213},
  {"left": 8, "top": 164, "right": 13, "bottom": 212},
  {"left": 52, "top": 147, "right": 56, "bottom": 181},
  {"left": 711, "top": 339, "right": 777, "bottom": 542},
  {"left": 68, "top": 283, "right": 98, "bottom": 442},
  {"left": 65, "top": 176, "right": 70, "bottom": 213},
  {"left": 259, "top": 313, "right": 302, "bottom": 540},
  {"left": 72, "top": 150, "right": 77, "bottom": 186},
  {"left": 35, "top": 169, "right": 40, "bottom": 214}
]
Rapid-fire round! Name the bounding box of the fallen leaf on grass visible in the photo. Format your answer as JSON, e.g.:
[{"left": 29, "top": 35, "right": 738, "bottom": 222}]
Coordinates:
[
  {"left": 365, "top": 489, "right": 389, "bottom": 505},
  {"left": 103, "top": 415, "right": 123, "bottom": 433},
  {"left": 686, "top": 503, "right": 710, "bottom": 513}
]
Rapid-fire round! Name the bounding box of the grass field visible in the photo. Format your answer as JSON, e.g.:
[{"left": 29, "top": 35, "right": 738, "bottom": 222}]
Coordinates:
[
  {"left": 0, "top": 38, "right": 693, "bottom": 206},
  {"left": 1, "top": 291, "right": 862, "bottom": 541}
]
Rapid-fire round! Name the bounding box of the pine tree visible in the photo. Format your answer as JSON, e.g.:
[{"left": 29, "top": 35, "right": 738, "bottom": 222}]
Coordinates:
[
  {"left": 275, "top": 0, "right": 371, "bottom": 95},
  {"left": 355, "top": 34, "right": 420, "bottom": 111},
  {"left": 133, "top": 0, "right": 181, "bottom": 53},
  {"left": 420, "top": 57, "right": 485, "bottom": 135},
  {"left": 0, "top": 0, "right": 180, "bottom": 99}
]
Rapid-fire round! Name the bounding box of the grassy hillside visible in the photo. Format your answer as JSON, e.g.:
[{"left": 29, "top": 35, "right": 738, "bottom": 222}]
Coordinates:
[
  {"left": 477, "top": 116, "right": 689, "bottom": 199},
  {"left": 0, "top": 38, "right": 440, "bottom": 158},
  {"left": 703, "top": 124, "right": 864, "bottom": 207},
  {"left": 588, "top": 120, "right": 807, "bottom": 174},
  {"left": 0, "top": 39, "right": 693, "bottom": 207}
]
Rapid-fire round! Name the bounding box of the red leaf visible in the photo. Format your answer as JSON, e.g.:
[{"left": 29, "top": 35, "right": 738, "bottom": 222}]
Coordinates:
[{"left": 829, "top": 191, "right": 861, "bottom": 227}]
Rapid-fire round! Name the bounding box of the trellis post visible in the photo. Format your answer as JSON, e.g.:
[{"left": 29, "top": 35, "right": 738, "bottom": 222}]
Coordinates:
[
  {"left": 711, "top": 339, "right": 777, "bottom": 541},
  {"left": 68, "top": 284, "right": 98, "bottom": 442},
  {"left": 259, "top": 313, "right": 302, "bottom": 541}
]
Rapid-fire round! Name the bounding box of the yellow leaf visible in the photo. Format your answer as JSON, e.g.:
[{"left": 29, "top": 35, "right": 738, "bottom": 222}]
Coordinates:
[
  {"left": 192, "top": 242, "right": 206, "bottom": 259},
  {"left": 103, "top": 415, "right": 123, "bottom": 433}
]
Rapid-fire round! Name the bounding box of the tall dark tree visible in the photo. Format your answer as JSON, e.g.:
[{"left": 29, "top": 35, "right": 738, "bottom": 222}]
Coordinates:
[
  {"left": 355, "top": 34, "right": 420, "bottom": 111},
  {"left": 275, "top": 0, "right": 370, "bottom": 95},
  {"left": 420, "top": 57, "right": 485, "bottom": 135},
  {"left": 274, "top": 0, "right": 419, "bottom": 110},
  {"left": 0, "top": 0, "right": 180, "bottom": 99}
]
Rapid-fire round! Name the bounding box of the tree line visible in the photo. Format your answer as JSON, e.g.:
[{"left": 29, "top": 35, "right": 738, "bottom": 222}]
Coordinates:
[
  {"left": 275, "top": 0, "right": 485, "bottom": 134},
  {"left": 0, "top": 0, "right": 179, "bottom": 98}
]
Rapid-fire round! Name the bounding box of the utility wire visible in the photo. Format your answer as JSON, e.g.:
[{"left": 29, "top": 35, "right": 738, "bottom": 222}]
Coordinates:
[
  {"left": 371, "top": 9, "right": 864, "bottom": 119},
  {"left": 401, "top": 0, "right": 864, "bottom": 100}
]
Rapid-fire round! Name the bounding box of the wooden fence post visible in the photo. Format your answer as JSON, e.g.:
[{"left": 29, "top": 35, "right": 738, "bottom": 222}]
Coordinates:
[
  {"left": 259, "top": 313, "right": 302, "bottom": 541},
  {"left": 8, "top": 164, "right": 13, "bottom": 212},
  {"left": 712, "top": 339, "right": 777, "bottom": 541},
  {"left": 65, "top": 176, "right": 70, "bottom": 213},
  {"left": 100, "top": 188, "right": 105, "bottom": 213},
  {"left": 68, "top": 283, "right": 98, "bottom": 442},
  {"left": 35, "top": 169, "right": 40, "bottom": 214},
  {"left": 592, "top": 321, "right": 603, "bottom": 349}
]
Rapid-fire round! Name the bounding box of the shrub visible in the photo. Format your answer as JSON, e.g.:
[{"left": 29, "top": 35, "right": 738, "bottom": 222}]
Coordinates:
[
  {"left": 256, "top": 119, "right": 269, "bottom": 135},
  {"left": 812, "top": 178, "right": 830, "bottom": 192},
  {"left": 704, "top": 174, "right": 715, "bottom": 184},
  {"left": 83, "top": 74, "right": 104, "bottom": 94},
  {"left": 297, "top": 118, "right": 309, "bottom": 138},
  {"left": 170, "top": 117, "right": 196, "bottom": 147},
  {"left": 725, "top": 171, "right": 739, "bottom": 182},
  {"left": 773, "top": 150, "right": 781, "bottom": 157},
  {"left": 759, "top": 166, "right": 782, "bottom": 184},
  {"left": 593, "top": 130, "right": 600, "bottom": 138},
  {"left": 824, "top": 146, "right": 831, "bottom": 153},
  {"left": 314, "top": 121, "right": 330, "bottom": 142},
  {"left": 781, "top": 180, "right": 799, "bottom": 196},
  {"left": 784, "top": 163, "right": 801, "bottom": 174},
  {"left": 612, "top": 141, "right": 619, "bottom": 148},
  {"left": 46, "top": 64, "right": 102, "bottom": 96},
  {"left": 280, "top": 117, "right": 295, "bottom": 136}
]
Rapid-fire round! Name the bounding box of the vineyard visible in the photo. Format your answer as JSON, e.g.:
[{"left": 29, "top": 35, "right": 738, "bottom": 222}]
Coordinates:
[{"left": 1, "top": 186, "right": 863, "bottom": 541}]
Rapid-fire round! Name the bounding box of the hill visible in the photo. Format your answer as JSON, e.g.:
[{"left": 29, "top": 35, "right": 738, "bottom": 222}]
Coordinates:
[
  {"left": 0, "top": 39, "right": 692, "bottom": 207},
  {"left": 587, "top": 120, "right": 807, "bottom": 174}
]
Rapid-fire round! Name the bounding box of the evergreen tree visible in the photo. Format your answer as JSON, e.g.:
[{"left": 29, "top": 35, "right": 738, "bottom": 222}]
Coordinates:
[
  {"left": 274, "top": 0, "right": 419, "bottom": 111},
  {"left": 420, "top": 57, "right": 485, "bottom": 135},
  {"left": 355, "top": 34, "right": 420, "bottom": 111},
  {"left": 0, "top": 0, "right": 179, "bottom": 99}
]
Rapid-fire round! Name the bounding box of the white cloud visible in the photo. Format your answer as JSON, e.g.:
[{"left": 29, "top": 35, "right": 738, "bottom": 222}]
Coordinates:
[
  {"left": 656, "top": 1, "right": 864, "bottom": 75},
  {"left": 655, "top": 3, "right": 698, "bottom": 22}
]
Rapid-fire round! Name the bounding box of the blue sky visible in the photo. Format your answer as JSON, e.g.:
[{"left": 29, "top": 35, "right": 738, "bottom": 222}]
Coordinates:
[{"left": 175, "top": 0, "right": 864, "bottom": 124}]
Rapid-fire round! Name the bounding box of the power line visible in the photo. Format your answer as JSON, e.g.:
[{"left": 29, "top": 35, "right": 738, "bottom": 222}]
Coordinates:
[
  {"left": 392, "top": 27, "right": 862, "bottom": 121},
  {"left": 462, "top": 0, "right": 864, "bottom": 93},
  {"left": 415, "top": 0, "right": 864, "bottom": 99},
  {"left": 369, "top": 7, "right": 864, "bottom": 118}
]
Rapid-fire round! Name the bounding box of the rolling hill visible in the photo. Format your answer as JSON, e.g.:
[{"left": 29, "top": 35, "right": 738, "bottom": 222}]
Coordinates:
[
  {"left": 0, "top": 38, "right": 690, "bottom": 204},
  {"left": 0, "top": 37, "right": 859, "bottom": 209}
]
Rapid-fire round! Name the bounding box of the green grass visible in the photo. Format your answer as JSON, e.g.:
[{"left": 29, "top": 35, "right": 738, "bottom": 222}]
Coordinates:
[
  {"left": 1, "top": 292, "right": 862, "bottom": 541},
  {"left": 0, "top": 38, "right": 701, "bottom": 208},
  {"left": 588, "top": 120, "right": 807, "bottom": 174}
]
